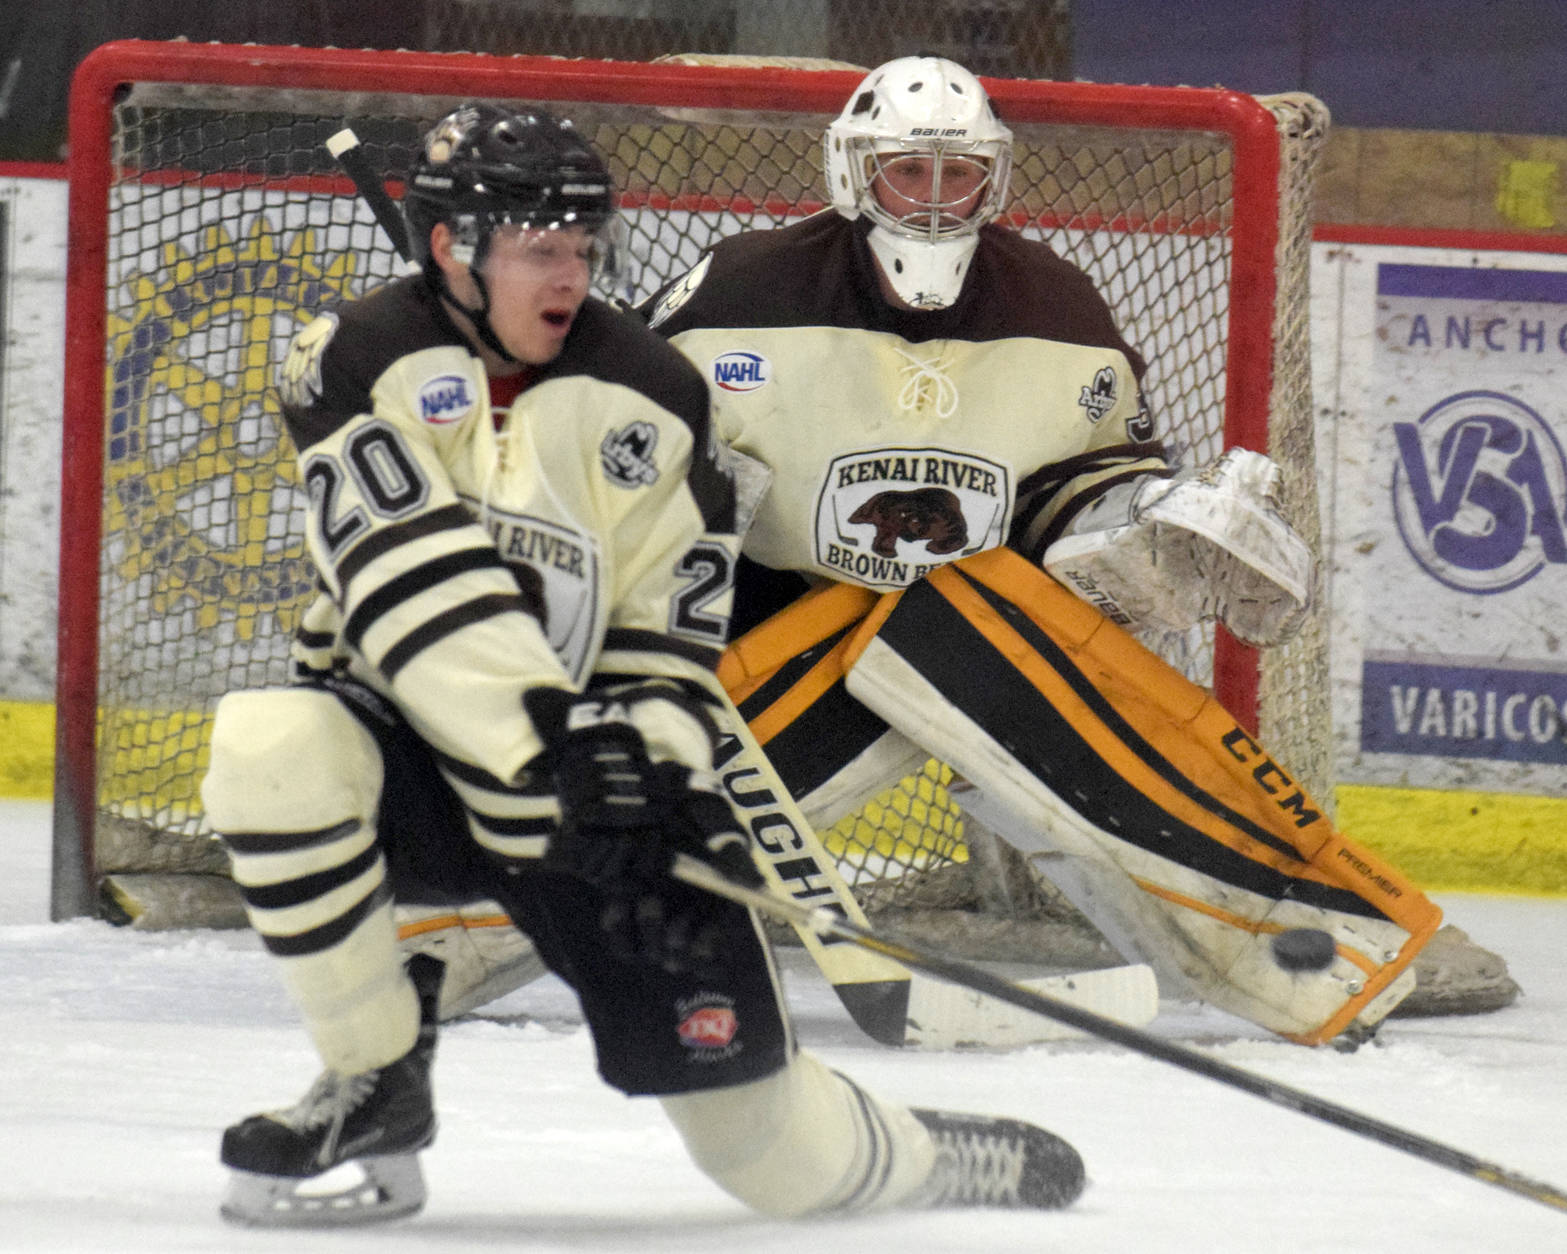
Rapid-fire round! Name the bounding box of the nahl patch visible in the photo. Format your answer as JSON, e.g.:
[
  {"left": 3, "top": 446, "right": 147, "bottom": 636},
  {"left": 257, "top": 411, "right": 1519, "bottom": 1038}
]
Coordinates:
[
  {"left": 711, "top": 350, "right": 771, "bottom": 393},
  {"left": 417, "top": 373, "right": 474, "bottom": 425},
  {"left": 600, "top": 421, "right": 660, "bottom": 487},
  {"left": 1078, "top": 365, "right": 1118, "bottom": 423}
]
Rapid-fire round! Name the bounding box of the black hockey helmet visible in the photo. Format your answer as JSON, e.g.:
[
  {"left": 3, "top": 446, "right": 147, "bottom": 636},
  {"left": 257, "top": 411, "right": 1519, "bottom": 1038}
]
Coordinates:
[{"left": 403, "top": 102, "right": 618, "bottom": 272}]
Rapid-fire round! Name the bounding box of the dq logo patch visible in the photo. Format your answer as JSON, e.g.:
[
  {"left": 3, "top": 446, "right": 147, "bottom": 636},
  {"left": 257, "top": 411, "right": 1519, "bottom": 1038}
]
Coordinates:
[
  {"left": 600, "top": 421, "right": 660, "bottom": 488},
  {"left": 815, "top": 447, "right": 1009, "bottom": 588},
  {"left": 676, "top": 995, "right": 741, "bottom": 1060},
  {"left": 1392, "top": 390, "right": 1567, "bottom": 593},
  {"left": 711, "top": 350, "right": 771, "bottom": 393}
]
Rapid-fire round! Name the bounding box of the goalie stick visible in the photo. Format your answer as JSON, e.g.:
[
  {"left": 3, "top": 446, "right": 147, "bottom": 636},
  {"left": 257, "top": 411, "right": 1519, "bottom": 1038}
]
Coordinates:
[
  {"left": 326, "top": 124, "right": 1151, "bottom": 1049},
  {"left": 672, "top": 853, "right": 1567, "bottom": 1216}
]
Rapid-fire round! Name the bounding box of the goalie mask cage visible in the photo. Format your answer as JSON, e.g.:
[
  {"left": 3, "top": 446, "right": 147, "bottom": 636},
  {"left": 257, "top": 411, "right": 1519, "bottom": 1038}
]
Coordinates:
[{"left": 54, "top": 39, "right": 1330, "bottom": 930}]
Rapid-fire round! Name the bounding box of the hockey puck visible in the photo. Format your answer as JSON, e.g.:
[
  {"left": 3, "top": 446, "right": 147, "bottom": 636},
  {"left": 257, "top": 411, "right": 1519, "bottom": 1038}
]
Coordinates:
[{"left": 1270, "top": 927, "right": 1337, "bottom": 972}]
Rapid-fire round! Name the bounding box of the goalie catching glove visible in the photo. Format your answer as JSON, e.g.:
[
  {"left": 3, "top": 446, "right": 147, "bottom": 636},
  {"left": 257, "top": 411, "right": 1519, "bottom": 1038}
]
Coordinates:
[
  {"left": 1042, "top": 447, "right": 1314, "bottom": 646},
  {"left": 524, "top": 687, "right": 763, "bottom": 975}
]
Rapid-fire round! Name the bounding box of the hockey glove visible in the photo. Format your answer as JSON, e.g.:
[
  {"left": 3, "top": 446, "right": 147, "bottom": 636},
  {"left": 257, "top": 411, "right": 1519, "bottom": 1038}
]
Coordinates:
[{"left": 524, "top": 688, "right": 763, "bottom": 975}]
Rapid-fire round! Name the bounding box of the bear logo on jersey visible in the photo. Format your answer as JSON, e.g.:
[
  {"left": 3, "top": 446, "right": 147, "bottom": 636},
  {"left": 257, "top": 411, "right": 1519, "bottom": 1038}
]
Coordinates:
[
  {"left": 848, "top": 488, "right": 967, "bottom": 558},
  {"left": 1078, "top": 365, "right": 1118, "bottom": 424},
  {"left": 816, "top": 448, "right": 1009, "bottom": 588},
  {"left": 600, "top": 421, "right": 660, "bottom": 488}
]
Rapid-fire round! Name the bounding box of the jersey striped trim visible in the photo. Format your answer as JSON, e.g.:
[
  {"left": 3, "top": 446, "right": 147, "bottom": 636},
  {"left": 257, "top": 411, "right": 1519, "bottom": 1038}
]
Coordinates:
[
  {"left": 376, "top": 593, "right": 537, "bottom": 682},
  {"left": 342, "top": 546, "right": 523, "bottom": 653},
  {"left": 258, "top": 880, "right": 392, "bottom": 958},
  {"left": 236, "top": 844, "right": 381, "bottom": 912},
  {"left": 601, "top": 627, "right": 723, "bottom": 669},
  {"left": 335, "top": 502, "right": 475, "bottom": 593},
  {"left": 220, "top": 818, "right": 362, "bottom": 856}
]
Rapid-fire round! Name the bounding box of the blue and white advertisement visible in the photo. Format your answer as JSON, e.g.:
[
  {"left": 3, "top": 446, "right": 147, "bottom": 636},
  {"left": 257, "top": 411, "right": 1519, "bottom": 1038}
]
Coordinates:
[{"left": 1320, "top": 249, "right": 1567, "bottom": 793}]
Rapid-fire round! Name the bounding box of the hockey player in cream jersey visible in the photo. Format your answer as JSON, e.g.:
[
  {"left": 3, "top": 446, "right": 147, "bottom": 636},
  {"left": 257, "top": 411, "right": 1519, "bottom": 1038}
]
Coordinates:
[
  {"left": 201, "top": 102, "right": 1083, "bottom": 1227},
  {"left": 643, "top": 57, "right": 1443, "bottom": 1048}
]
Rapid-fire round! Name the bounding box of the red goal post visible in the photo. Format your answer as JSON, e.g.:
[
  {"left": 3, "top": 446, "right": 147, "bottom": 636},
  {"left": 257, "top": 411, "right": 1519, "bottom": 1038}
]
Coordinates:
[{"left": 54, "top": 39, "right": 1329, "bottom": 923}]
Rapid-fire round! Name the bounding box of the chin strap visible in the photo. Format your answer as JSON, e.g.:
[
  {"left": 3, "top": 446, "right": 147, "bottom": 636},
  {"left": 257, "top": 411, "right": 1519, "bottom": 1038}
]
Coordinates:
[{"left": 425, "top": 261, "right": 521, "bottom": 365}]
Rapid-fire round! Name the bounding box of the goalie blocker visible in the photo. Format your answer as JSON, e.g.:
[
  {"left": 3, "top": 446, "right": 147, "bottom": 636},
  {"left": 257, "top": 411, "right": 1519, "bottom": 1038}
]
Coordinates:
[{"left": 719, "top": 547, "right": 1441, "bottom": 1046}]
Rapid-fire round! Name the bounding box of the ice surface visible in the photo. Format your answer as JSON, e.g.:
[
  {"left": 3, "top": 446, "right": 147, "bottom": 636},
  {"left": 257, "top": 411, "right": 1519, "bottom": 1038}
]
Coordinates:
[{"left": 2, "top": 798, "right": 1564, "bottom": 1252}]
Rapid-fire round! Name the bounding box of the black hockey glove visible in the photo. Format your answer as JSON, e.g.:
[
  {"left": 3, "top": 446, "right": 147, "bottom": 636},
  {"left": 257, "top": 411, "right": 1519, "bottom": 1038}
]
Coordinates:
[{"left": 524, "top": 688, "right": 763, "bottom": 975}]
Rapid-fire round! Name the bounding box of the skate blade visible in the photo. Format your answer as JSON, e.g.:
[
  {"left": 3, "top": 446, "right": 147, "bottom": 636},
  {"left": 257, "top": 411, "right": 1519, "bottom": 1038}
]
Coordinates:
[{"left": 221, "top": 1153, "right": 427, "bottom": 1228}]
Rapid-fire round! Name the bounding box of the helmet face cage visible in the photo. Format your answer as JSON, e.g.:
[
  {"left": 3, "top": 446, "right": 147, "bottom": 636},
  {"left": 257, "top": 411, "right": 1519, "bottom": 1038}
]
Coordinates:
[
  {"left": 824, "top": 56, "right": 1014, "bottom": 242},
  {"left": 404, "top": 102, "right": 627, "bottom": 295},
  {"left": 846, "top": 138, "right": 1013, "bottom": 242}
]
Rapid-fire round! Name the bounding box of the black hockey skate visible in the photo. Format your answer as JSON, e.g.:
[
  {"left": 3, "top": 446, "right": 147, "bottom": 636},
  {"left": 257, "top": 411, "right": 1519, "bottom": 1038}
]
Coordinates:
[
  {"left": 912, "top": 1108, "right": 1086, "bottom": 1210},
  {"left": 219, "top": 954, "right": 445, "bottom": 1227}
]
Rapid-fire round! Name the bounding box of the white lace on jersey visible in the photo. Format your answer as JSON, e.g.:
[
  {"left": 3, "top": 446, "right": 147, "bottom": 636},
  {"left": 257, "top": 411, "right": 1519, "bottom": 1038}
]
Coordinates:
[{"left": 893, "top": 344, "right": 960, "bottom": 418}]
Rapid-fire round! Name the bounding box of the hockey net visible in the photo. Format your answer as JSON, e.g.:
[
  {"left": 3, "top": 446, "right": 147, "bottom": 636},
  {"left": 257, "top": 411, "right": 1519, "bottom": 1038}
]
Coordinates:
[{"left": 56, "top": 41, "right": 1329, "bottom": 942}]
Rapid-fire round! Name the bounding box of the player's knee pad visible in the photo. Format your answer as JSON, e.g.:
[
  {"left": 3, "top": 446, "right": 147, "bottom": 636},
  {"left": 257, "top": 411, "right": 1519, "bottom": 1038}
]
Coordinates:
[
  {"left": 395, "top": 900, "right": 546, "bottom": 1019},
  {"left": 203, "top": 687, "right": 385, "bottom": 925},
  {"left": 203, "top": 687, "right": 383, "bottom": 837},
  {"left": 204, "top": 690, "right": 416, "bottom": 1073},
  {"left": 660, "top": 1051, "right": 933, "bottom": 1216}
]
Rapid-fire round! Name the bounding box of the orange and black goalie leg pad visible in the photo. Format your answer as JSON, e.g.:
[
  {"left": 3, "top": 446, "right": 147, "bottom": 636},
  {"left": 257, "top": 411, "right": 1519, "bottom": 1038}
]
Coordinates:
[
  {"left": 838, "top": 548, "right": 1441, "bottom": 1044},
  {"left": 718, "top": 580, "right": 928, "bottom": 826}
]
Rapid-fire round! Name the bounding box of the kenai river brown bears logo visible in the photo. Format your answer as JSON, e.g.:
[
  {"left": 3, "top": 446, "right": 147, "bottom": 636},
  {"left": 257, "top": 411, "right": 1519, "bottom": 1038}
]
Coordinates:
[
  {"left": 815, "top": 447, "right": 1011, "bottom": 588},
  {"left": 849, "top": 487, "right": 968, "bottom": 558}
]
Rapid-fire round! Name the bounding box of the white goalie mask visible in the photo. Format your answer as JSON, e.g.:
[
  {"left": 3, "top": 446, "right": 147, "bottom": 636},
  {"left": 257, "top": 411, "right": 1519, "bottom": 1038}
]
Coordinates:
[{"left": 824, "top": 56, "right": 1013, "bottom": 309}]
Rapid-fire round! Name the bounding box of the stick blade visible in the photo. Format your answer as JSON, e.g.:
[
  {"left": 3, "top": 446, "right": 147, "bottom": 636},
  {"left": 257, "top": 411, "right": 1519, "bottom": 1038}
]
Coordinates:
[{"left": 904, "top": 963, "right": 1159, "bottom": 1050}]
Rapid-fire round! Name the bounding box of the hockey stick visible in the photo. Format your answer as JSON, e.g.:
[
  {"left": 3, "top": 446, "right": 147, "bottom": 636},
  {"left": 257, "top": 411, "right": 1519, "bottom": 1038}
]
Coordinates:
[
  {"left": 673, "top": 853, "right": 1567, "bottom": 1215},
  {"left": 711, "top": 719, "right": 1157, "bottom": 1048},
  {"left": 326, "top": 128, "right": 414, "bottom": 264}
]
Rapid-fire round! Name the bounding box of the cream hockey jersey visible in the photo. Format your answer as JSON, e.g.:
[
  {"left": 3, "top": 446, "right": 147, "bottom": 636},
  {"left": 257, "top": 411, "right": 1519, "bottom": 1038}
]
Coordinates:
[
  {"left": 644, "top": 213, "right": 1165, "bottom": 629},
  {"left": 278, "top": 276, "right": 737, "bottom": 799}
]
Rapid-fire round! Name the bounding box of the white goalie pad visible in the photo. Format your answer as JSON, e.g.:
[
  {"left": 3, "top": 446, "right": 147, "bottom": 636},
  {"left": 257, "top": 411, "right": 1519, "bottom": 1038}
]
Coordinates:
[
  {"left": 1043, "top": 448, "right": 1315, "bottom": 646},
  {"left": 395, "top": 901, "right": 547, "bottom": 1020},
  {"left": 903, "top": 963, "right": 1159, "bottom": 1049},
  {"left": 843, "top": 632, "right": 1420, "bottom": 1044}
]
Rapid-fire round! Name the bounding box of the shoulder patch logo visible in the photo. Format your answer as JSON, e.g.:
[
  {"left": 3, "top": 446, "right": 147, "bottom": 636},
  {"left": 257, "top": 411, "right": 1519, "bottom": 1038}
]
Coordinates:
[
  {"left": 600, "top": 421, "right": 660, "bottom": 488},
  {"left": 711, "top": 350, "right": 771, "bottom": 393},
  {"left": 1127, "top": 394, "right": 1155, "bottom": 443},
  {"left": 276, "top": 311, "right": 339, "bottom": 409},
  {"left": 417, "top": 373, "right": 475, "bottom": 425},
  {"left": 1078, "top": 365, "right": 1118, "bottom": 423},
  {"left": 646, "top": 253, "right": 713, "bottom": 330}
]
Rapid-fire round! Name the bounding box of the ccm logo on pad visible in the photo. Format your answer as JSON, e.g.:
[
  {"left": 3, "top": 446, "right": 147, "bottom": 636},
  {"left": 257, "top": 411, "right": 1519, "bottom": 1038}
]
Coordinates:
[{"left": 711, "top": 351, "right": 771, "bottom": 393}]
